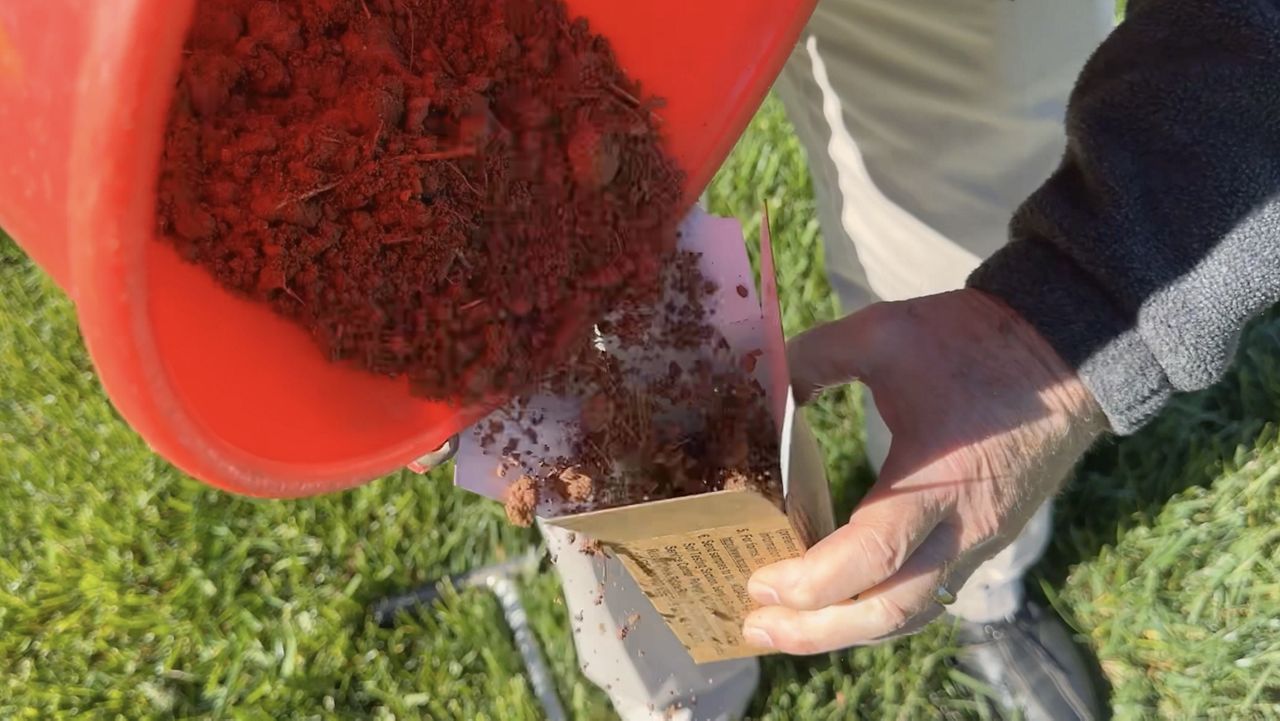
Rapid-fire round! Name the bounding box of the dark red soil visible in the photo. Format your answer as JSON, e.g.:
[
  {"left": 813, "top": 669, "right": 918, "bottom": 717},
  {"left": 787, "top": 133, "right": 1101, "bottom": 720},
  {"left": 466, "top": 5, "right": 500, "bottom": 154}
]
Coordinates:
[
  {"left": 158, "top": 0, "right": 685, "bottom": 401},
  {"left": 491, "top": 250, "right": 782, "bottom": 527}
]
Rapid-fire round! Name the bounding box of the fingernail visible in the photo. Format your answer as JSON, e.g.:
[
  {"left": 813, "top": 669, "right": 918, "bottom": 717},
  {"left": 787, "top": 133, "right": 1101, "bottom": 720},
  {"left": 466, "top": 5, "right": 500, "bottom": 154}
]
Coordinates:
[
  {"left": 747, "top": 578, "right": 780, "bottom": 606},
  {"left": 743, "top": 626, "right": 774, "bottom": 649}
]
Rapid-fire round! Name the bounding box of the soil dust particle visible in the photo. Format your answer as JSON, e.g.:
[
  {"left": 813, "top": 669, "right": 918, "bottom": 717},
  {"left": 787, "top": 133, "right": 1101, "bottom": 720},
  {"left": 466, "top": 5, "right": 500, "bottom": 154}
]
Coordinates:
[{"left": 504, "top": 475, "right": 538, "bottom": 526}]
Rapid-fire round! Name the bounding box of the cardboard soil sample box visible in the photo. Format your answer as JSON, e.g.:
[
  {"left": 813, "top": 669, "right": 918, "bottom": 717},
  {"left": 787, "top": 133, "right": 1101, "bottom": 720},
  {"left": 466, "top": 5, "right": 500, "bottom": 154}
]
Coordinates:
[{"left": 455, "top": 208, "right": 835, "bottom": 663}]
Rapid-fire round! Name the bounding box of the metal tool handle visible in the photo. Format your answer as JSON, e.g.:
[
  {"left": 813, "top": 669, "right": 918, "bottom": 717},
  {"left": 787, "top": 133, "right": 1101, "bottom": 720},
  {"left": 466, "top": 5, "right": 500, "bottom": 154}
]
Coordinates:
[
  {"left": 368, "top": 549, "right": 566, "bottom": 720},
  {"left": 371, "top": 549, "right": 541, "bottom": 628},
  {"left": 488, "top": 576, "right": 568, "bottom": 721},
  {"left": 371, "top": 582, "right": 447, "bottom": 628}
]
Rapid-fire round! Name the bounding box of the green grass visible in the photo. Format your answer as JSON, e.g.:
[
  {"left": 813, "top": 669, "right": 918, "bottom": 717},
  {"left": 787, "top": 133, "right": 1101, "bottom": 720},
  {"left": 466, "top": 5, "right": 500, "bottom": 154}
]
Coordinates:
[{"left": 2, "top": 95, "right": 1279, "bottom": 719}]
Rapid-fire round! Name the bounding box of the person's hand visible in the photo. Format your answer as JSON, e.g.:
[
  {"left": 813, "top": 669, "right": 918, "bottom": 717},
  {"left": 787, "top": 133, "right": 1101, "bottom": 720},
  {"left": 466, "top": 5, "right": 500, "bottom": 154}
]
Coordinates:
[{"left": 742, "top": 289, "right": 1106, "bottom": 654}]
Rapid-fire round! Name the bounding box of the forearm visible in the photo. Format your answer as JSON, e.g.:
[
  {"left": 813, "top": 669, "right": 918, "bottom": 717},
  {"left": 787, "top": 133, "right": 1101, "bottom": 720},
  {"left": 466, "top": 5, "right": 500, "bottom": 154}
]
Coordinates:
[{"left": 969, "top": 0, "right": 1280, "bottom": 433}]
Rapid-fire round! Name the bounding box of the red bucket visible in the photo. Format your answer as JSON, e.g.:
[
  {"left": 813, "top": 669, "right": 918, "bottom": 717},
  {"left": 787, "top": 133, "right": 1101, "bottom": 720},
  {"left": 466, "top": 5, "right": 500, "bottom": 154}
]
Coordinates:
[{"left": 0, "top": 0, "right": 816, "bottom": 497}]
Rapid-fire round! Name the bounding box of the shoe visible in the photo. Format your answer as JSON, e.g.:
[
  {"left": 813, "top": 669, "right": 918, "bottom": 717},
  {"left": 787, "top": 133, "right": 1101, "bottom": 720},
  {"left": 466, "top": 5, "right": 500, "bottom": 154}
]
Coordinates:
[{"left": 953, "top": 600, "right": 1104, "bottom": 721}]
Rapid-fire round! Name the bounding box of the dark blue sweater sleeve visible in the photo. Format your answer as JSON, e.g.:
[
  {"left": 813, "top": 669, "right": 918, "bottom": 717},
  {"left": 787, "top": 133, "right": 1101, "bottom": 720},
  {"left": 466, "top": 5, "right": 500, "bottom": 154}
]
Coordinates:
[{"left": 969, "top": 0, "right": 1280, "bottom": 433}]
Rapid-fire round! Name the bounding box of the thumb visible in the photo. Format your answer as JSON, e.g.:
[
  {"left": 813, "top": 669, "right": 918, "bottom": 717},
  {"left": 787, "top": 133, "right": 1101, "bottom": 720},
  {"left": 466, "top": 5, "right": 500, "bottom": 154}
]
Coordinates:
[{"left": 787, "top": 307, "right": 882, "bottom": 405}]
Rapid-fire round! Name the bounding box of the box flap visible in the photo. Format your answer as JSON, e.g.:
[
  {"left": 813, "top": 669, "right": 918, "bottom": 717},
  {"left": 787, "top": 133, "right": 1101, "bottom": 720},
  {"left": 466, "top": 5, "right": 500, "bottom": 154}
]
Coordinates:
[
  {"left": 552, "top": 488, "right": 783, "bottom": 543},
  {"left": 758, "top": 204, "right": 789, "bottom": 431},
  {"left": 760, "top": 206, "right": 836, "bottom": 545}
]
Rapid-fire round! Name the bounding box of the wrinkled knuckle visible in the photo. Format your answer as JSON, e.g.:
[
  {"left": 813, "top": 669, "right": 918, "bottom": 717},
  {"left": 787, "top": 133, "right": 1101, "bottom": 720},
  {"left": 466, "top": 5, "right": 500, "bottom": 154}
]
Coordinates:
[
  {"left": 964, "top": 516, "right": 1016, "bottom": 561},
  {"left": 857, "top": 526, "right": 903, "bottom": 584},
  {"left": 967, "top": 513, "right": 1005, "bottom": 547},
  {"left": 786, "top": 581, "right": 820, "bottom": 611},
  {"left": 870, "top": 595, "right": 914, "bottom": 634}
]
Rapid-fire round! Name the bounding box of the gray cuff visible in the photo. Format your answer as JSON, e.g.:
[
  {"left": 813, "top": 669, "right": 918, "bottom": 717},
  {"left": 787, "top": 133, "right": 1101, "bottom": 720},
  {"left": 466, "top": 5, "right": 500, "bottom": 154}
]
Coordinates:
[{"left": 969, "top": 239, "right": 1172, "bottom": 435}]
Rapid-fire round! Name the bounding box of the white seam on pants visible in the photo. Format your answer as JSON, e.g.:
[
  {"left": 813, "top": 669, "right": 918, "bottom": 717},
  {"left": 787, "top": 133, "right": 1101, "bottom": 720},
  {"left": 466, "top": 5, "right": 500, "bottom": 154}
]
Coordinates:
[{"left": 801, "top": 34, "right": 982, "bottom": 303}]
